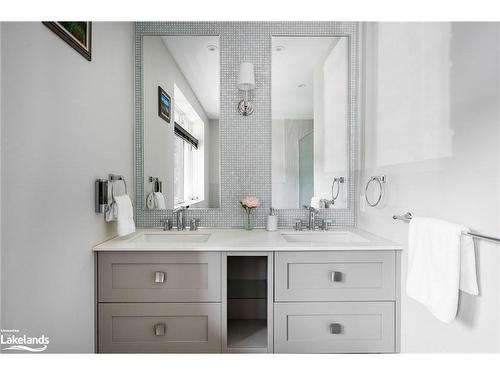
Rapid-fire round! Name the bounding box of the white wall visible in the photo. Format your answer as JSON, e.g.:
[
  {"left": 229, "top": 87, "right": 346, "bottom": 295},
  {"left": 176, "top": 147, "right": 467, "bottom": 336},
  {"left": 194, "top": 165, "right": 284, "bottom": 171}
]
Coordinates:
[
  {"left": 313, "top": 38, "right": 348, "bottom": 208},
  {"left": 143, "top": 36, "right": 210, "bottom": 209},
  {"left": 1, "top": 22, "right": 134, "bottom": 352},
  {"left": 143, "top": 36, "right": 175, "bottom": 209},
  {"left": 360, "top": 22, "right": 500, "bottom": 352},
  {"left": 272, "top": 119, "right": 313, "bottom": 208}
]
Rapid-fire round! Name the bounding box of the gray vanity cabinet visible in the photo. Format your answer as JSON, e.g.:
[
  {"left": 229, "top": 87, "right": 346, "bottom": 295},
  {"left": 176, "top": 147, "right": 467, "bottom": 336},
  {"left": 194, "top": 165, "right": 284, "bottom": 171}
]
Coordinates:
[
  {"left": 98, "top": 252, "right": 221, "bottom": 302},
  {"left": 274, "top": 251, "right": 396, "bottom": 301},
  {"left": 273, "top": 251, "right": 399, "bottom": 353},
  {"left": 99, "top": 303, "right": 221, "bottom": 353},
  {"left": 274, "top": 302, "right": 395, "bottom": 353},
  {"left": 97, "top": 252, "right": 222, "bottom": 353},
  {"left": 96, "top": 249, "right": 399, "bottom": 353}
]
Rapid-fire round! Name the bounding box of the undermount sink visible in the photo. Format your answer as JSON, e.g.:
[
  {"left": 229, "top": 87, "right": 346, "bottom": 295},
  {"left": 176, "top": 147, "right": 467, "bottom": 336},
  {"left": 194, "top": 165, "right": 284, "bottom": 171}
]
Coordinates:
[
  {"left": 130, "top": 232, "right": 211, "bottom": 244},
  {"left": 281, "top": 231, "right": 369, "bottom": 243}
]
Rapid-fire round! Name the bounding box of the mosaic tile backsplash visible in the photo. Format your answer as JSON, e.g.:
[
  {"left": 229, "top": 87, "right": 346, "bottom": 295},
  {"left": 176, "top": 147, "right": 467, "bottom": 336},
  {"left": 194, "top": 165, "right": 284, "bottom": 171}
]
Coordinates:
[{"left": 135, "top": 22, "right": 360, "bottom": 228}]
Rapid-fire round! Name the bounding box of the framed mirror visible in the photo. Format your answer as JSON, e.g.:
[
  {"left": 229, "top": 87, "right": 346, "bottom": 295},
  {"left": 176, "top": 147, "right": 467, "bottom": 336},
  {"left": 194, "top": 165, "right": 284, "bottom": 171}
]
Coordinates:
[
  {"left": 135, "top": 23, "right": 359, "bottom": 228},
  {"left": 142, "top": 35, "right": 220, "bottom": 210},
  {"left": 272, "top": 36, "right": 349, "bottom": 209}
]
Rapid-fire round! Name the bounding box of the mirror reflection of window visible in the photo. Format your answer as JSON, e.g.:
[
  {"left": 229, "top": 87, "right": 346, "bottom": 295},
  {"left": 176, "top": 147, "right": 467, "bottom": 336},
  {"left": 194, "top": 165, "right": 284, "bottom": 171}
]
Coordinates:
[
  {"left": 173, "top": 85, "right": 205, "bottom": 207},
  {"left": 143, "top": 35, "right": 220, "bottom": 209},
  {"left": 272, "top": 37, "right": 349, "bottom": 209},
  {"left": 173, "top": 135, "right": 184, "bottom": 205}
]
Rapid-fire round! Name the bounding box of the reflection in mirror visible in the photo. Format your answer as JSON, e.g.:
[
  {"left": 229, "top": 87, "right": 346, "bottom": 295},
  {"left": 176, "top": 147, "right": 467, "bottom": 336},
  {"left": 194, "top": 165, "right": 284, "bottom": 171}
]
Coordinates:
[
  {"left": 272, "top": 37, "right": 348, "bottom": 209},
  {"left": 143, "top": 35, "right": 220, "bottom": 209}
]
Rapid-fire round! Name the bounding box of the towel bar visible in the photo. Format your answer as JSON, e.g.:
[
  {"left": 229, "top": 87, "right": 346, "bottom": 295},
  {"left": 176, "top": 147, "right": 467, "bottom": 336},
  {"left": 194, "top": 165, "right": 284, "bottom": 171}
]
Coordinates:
[{"left": 393, "top": 212, "right": 500, "bottom": 243}]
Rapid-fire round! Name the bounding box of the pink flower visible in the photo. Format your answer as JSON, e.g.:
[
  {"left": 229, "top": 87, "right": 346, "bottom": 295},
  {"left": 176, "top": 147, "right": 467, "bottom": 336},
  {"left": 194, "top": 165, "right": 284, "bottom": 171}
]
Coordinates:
[{"left": 240, "top": 196, "right": 260, "bottom": 209}]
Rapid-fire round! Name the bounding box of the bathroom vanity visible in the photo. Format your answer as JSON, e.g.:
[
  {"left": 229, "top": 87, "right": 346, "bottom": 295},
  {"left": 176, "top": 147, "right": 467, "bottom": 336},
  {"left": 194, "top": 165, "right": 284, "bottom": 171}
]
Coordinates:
[
  {"left": 113, "top": 23, "right": 393, "bottom": 354},
  {"left": 94, "top": 229, "right": 402, "bottom": 353}
]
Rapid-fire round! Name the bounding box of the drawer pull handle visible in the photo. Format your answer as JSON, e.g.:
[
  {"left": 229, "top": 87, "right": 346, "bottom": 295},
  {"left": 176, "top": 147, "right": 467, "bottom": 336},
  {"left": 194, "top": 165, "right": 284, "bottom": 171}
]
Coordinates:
[
  {"left": 154, "top": 271, "right": 166, "bottom": 284},
  {"left": 330, "top": 271, "right": 342, "bottom": 282},
  {"left": 330, "top": 323, "right": 342, "bottom": 334},
  {"left": 154, "top": 323, "right": 166, "bottom": 336}
]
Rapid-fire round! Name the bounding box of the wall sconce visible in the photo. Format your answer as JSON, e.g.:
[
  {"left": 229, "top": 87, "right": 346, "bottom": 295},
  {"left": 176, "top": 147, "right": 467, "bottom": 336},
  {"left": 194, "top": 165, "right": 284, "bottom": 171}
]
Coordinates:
[{"left": 237, "top": 62, "right": 255, "bottom": 116}]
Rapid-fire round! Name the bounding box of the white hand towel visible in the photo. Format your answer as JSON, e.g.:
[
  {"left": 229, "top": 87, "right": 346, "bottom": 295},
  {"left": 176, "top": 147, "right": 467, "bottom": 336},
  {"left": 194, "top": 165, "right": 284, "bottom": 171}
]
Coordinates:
[
  {"left": 406, "top": 217, "right": 478, "bottom": 323},
  {"left": 112, "top": 194, "right": 136, "bottom": 237},
  {"left": 153, "top": 192, "right": 166, "bottom": 209},
  {"left": 105, "top": 202, "right": 117, "bottom": 222}
]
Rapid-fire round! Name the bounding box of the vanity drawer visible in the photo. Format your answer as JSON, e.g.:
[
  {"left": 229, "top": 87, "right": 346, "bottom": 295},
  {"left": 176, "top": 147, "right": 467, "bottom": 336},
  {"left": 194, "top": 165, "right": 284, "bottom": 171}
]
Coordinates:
[
  {"left": 98, "top": 252, "right": 221, "bottom": 302},
  {"left": 274, "top": 302, "right": 395, "bottom": 353},
  {"left": 275, "top": 251, "right": 396, "bottom": 301},
  {"left": 98, "top": 303, "right": 221, "bottom": 353}
]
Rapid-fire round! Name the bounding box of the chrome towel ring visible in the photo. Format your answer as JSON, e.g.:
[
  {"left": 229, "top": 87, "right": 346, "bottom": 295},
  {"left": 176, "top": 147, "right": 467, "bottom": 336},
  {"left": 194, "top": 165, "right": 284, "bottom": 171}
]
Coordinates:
[
  {"left": 149, "top": 176, "right": 162, "bottom": 193},
  {"left": 365, "top": 175, "right": 386, "bottom": 207},
  {"left": 109, "top": 174, "right": 127, "bottom": 200},
  {"left": 331, "top": 177, "right": 345, "bottom": 203}
]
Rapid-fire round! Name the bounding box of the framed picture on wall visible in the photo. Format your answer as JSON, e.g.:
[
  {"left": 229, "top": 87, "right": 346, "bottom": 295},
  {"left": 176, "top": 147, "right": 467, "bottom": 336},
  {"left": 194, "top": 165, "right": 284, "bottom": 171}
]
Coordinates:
[
  {"left": 158, "top": 86, "right": 172, "bottom": 123},
  {"left": 43, "top": 22, "right": 92, "bottom": 61}
]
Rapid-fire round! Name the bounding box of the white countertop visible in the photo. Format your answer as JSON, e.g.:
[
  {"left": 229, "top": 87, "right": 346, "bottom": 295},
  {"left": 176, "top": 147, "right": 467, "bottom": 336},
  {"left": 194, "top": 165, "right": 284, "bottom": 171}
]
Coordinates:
[{"left": 93, "top": 228, "right": 402, "bottom": 252}]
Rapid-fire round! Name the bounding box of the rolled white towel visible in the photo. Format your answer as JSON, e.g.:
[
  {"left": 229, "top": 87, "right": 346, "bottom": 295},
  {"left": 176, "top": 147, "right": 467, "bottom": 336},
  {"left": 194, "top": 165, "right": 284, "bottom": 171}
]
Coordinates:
[{"left": 153, "top": 192, "right": 166, "bottom": 209}]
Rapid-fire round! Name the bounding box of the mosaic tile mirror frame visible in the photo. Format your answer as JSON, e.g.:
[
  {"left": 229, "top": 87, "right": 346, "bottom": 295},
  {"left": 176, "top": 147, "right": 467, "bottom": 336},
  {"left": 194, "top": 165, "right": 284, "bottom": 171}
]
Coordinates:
[{"left": 134, "top": 22, "right": 361, "bottom": 228}]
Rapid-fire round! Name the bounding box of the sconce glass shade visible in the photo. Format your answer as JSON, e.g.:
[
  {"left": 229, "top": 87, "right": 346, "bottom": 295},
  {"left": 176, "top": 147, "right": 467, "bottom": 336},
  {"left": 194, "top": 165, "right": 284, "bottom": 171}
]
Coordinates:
[{"left": 237, "top": 62, "right": 255, "bottom": 91}]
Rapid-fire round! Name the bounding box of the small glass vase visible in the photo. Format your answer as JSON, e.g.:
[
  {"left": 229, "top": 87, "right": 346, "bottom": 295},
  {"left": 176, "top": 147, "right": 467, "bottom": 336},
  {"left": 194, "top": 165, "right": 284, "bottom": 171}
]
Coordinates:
[{"left": 245, "top": 210, "right": 254, "bottom": 231}]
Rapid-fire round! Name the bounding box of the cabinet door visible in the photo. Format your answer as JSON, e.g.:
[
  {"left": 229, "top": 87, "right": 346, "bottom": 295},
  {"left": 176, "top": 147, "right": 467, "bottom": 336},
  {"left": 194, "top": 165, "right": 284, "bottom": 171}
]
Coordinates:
[
  {"left": 275, "top": 251, "right": 396, "bottom": 301},
  {"left": 99, "top": 303, "right": 221, "bottom": 353},
  {"left": 98, "top": 252, "right": 221, "bottom": 302},
  {"left": 274, "top": 302, "right": 395, "bottom": 353}
]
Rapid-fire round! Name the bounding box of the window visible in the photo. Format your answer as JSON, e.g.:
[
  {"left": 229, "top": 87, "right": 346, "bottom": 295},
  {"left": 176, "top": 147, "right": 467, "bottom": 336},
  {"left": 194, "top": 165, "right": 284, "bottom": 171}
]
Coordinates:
[{"left": 173, "top": 85, "right": 205, "bottom": 207}]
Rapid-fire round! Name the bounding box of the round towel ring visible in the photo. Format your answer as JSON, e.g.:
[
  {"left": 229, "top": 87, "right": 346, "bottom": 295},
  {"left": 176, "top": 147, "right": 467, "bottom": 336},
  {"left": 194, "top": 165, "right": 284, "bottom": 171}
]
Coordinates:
[
  {"left": 365, "top": 175, "right": 386, "bottom": 207},
  {"left": 331, "top": 177, "right": 345, "bottom": 202}
]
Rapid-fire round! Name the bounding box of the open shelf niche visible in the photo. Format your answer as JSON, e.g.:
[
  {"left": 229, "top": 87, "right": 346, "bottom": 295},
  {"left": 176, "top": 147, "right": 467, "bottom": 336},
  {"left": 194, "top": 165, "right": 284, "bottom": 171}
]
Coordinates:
[{"left": 226, "top": 256, "right": 268, "bottom": 352}]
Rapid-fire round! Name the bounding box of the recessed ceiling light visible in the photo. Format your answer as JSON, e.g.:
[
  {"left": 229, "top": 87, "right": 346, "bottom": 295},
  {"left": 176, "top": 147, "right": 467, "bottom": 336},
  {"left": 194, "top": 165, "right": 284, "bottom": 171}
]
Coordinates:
[
  {"left": 297, "top": 83, "right": 306, "bottom": 88},
  {"left": 207, "top": 44, "right": 218, "bottom": 51},
  {"left": 275, "top": 45, "right": 285, "bottom": 52}
]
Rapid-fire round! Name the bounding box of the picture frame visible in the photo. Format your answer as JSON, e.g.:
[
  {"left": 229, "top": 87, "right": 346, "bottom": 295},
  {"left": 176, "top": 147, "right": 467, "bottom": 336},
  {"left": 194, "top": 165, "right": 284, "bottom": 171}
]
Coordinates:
[
  {"left": 158, "top": 86, "right": 172, "bottom": 123},
  {"left": 43, "top": 22, "right": 92, "bottom": 61}
]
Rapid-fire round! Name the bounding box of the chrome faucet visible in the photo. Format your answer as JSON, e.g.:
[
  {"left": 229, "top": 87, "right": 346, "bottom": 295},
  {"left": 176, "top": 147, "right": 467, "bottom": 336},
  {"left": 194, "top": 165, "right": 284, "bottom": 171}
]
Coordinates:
[
  {"left": 173, "top": 206, "right": 187, "bottom": 231},
  {"left": 189, "top": 218, "right": 201, "bottom": 231},
  {"left": 303, "top": 205, "right": 319, "bottom": 230},
  {"left": 160, "top": 218, "right": 172, "bottom": 231}
]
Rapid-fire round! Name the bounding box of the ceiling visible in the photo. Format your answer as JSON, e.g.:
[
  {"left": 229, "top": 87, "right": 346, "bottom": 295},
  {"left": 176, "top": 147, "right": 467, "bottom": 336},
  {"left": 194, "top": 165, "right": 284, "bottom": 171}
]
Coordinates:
[
  {"left": 272, "top": 37, "right": 341, "bottom": 119},
  {"left": 162, "top": 35, "right": 220, "bottom": 119}
]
